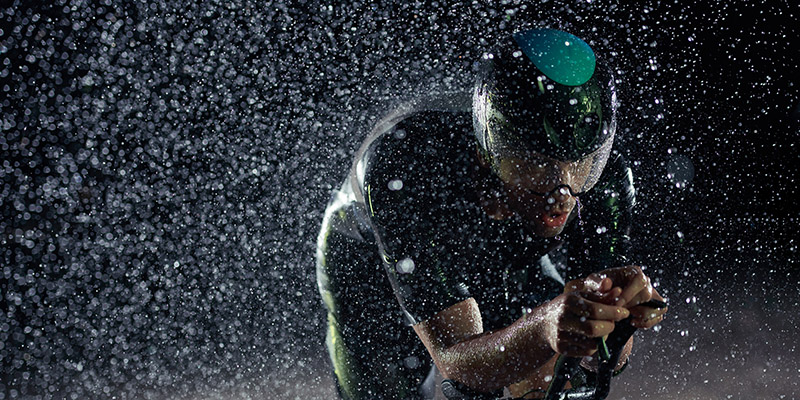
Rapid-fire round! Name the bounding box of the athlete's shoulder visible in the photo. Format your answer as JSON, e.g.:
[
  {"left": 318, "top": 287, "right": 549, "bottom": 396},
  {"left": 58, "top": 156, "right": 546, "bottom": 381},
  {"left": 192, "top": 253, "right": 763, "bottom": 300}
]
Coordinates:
[
  {"left": 365, "top": 93, "right": 471, "bottom": 150},
  {"left": 349, "top": 93, "right": 473, "bottom": 186}
]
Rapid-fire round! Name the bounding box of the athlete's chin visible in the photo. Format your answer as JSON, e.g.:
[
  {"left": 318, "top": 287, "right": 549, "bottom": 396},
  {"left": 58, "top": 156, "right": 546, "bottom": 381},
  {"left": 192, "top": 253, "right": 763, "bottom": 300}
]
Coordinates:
[{"left": 526, "top": 220, "right": 567, "bottom": 238}]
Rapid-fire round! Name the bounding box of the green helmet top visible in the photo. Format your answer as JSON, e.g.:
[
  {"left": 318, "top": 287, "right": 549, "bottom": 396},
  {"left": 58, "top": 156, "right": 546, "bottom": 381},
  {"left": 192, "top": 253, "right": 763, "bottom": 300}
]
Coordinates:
[
  {"left": 513, "top": 29, "right": 596, "bottom": 86},
  {"left": 473, "top": 28, "right": 617, "bottom": 163}
]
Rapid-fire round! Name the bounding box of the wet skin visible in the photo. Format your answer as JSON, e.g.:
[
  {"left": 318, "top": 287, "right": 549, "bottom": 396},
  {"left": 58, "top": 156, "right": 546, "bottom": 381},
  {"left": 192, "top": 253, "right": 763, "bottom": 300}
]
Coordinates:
[{"left": 476, "top": 151, "right": 579, "bottom": 238}]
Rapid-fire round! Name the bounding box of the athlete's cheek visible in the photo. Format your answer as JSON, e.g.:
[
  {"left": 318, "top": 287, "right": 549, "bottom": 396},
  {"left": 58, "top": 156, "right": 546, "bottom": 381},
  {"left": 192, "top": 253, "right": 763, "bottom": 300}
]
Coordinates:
[{"left": 515, "top": 196, "right": 546, "bottom": 217}]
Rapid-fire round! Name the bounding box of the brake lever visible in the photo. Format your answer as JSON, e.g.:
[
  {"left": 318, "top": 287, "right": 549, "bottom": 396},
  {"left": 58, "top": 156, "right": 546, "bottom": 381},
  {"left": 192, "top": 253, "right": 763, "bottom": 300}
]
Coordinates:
[
  {"left": 597, "top": 298, "right": 667, "bottom": 360},
  {"left": 593, "top": 298, "right": 668, "bottom": 399},
  {"left": 545, "top": 299, "right": 668, "bottom": 400}
]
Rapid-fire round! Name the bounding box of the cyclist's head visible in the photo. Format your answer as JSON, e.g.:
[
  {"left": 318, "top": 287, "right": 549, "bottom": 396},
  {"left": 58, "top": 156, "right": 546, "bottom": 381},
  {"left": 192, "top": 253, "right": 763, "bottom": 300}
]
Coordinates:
[{"left": 473, "top": 28, "right": 618, "bottom": 198}]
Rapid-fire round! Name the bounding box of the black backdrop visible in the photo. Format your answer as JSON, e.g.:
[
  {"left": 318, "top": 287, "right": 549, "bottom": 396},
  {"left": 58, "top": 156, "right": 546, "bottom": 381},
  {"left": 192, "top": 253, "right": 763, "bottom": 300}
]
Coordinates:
[{"left": 1, "top": 1, "right": 797, "bottom": 399}]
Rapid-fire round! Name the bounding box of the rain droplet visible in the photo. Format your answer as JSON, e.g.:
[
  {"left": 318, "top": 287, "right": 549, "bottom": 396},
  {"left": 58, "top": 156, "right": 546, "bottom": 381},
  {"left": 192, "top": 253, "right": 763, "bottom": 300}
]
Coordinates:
[{"left": 396, "top": 258, "right": 415, "bottom": 274}]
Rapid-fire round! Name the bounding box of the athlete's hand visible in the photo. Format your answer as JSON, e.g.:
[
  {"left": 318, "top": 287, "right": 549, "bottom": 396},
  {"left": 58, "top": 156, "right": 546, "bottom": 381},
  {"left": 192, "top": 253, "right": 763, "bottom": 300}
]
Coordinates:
[
  {"left": 578, "top": 265, "right": 668, "bottom": 329},
  {"left": 542, "top": 283, "right": 631, "bottom": 357}
]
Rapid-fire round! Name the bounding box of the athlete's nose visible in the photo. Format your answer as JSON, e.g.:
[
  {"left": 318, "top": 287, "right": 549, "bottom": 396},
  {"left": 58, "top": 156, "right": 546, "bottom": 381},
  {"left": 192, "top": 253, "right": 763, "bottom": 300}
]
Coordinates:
[
  {"left": 544, "top": 184, "right": 573, "bottom": 209},
  {"left": 546, "top": 184, "right": 573, "bottom": 200}
]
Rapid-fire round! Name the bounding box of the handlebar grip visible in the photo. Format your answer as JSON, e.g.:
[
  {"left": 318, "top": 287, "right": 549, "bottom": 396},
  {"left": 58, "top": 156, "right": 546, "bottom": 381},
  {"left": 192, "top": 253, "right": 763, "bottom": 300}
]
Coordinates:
[{"left": 639, "top": 299, "right": 668, "bottom": 309}]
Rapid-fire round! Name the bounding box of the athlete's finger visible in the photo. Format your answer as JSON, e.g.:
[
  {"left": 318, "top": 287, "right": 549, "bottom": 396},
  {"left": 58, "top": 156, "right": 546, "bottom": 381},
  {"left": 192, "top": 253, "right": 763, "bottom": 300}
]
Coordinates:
[
  {"left": 558, "top": 301, "right": 607, "bottom": 334},
  {"left": 582, "top": 275, "right": 612, "bottom": 293},
  {"left": 625, "top": 283, "right": 654, "bottom": 308},
  {"left": 616, "top": 267, "right": 648, "bottom": 306},
  {"left": 562, "top": 318, "right": 615, "bottom": 338},
  {"left": 582, "top": 286, "right": 622, "bottom": 305},
  {"left": 582, "top": 302, "right": 630, "bottom": 322},
  {"left": 578, "top": 287, "right": 604, "bottom": 303},
  {"left": 629, "top": 297, "right": 667, "bottom": 329},
  {"left": 630, "top": 311, "right": 666, "bottom": 329},
  {"left": 565, "top": 276, "right": 612, "bottom": 295},
  {"left": 567, "top": 294, "right": 630, "bottom": 321},
  {"left": 629, "top": 305, "right": 665, "bottom": 320},
  {"left": 629, "top": 296, "right": 667, "bottom": 319}
]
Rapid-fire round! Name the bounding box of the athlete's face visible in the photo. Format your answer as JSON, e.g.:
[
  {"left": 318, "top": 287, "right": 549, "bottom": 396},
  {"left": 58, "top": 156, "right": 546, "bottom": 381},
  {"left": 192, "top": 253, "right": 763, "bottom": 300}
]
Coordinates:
[{"left": 494, "top": 156, "right": 579, "bottom": 238}]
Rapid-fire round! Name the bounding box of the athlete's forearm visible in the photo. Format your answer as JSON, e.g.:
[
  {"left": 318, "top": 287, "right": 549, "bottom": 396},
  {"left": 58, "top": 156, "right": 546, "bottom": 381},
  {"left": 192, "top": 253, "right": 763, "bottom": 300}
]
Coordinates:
[{"left": 434, "top": 306, "right": 555, "bottom": 392}]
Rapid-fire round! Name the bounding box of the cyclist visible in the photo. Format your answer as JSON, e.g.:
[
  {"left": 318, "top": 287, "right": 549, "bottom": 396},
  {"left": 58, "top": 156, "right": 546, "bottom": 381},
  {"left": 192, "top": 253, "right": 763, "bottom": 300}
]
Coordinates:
[{"left": 316, "top": 28, "right": 667, "bottom": 399}]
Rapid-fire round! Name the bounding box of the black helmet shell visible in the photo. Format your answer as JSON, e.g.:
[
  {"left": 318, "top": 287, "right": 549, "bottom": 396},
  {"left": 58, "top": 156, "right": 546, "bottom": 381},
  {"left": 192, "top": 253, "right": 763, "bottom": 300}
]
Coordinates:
[{"left": 473, "top": 28, "right": 618, "bottom": 163}]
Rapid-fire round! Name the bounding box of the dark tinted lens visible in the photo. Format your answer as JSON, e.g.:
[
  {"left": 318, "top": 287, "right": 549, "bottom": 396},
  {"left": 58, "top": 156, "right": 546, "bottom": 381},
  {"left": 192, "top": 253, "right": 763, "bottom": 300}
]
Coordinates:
[{"left": 574, "top": 114, "right": 601, "bottom": 149}]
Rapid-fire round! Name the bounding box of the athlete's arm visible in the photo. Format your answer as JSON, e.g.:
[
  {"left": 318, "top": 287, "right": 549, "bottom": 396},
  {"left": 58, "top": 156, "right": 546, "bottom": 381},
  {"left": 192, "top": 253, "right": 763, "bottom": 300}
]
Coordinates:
[{"left": 412, "top": 279, "right": 631, "bottom": 393}]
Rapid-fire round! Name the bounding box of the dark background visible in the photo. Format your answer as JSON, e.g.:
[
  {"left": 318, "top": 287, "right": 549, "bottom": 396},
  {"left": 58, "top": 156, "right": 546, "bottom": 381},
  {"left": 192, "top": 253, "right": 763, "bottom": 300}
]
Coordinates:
[{"left": 1, "top": 0, "right": 797, "bottom": 399}]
